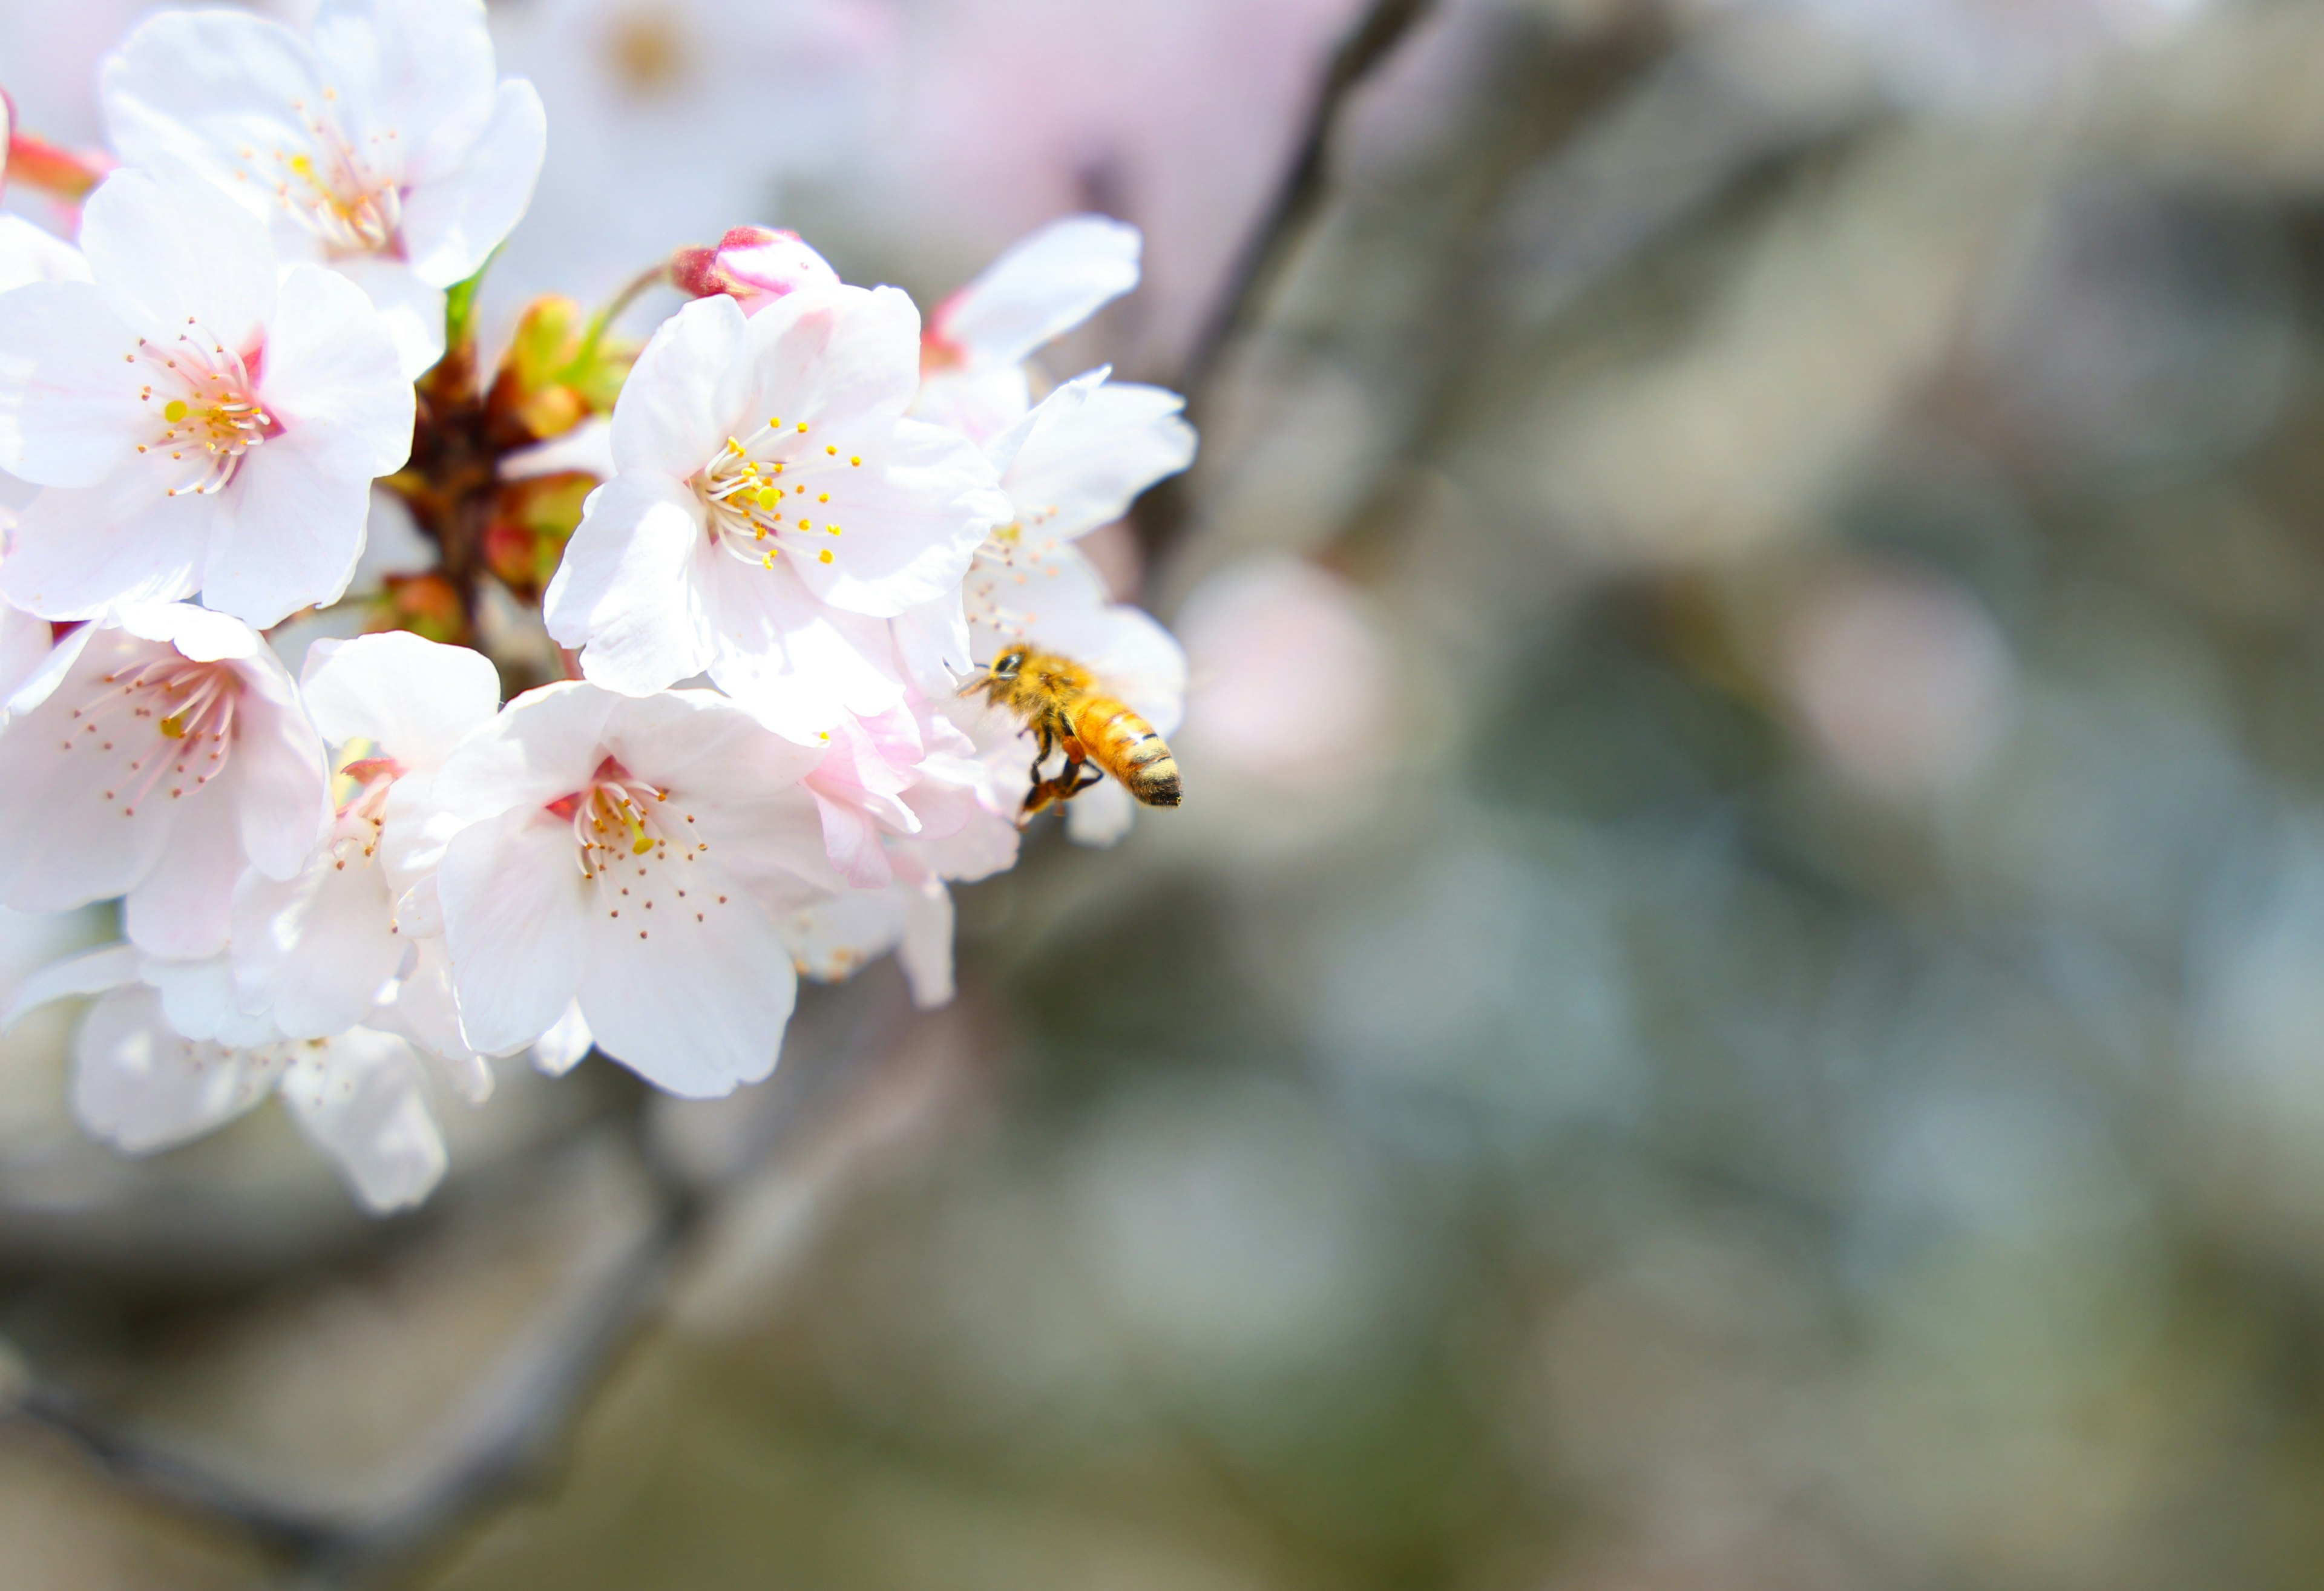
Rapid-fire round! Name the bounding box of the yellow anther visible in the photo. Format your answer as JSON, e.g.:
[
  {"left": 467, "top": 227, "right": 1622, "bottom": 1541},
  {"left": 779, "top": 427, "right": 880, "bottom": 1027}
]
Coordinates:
[
  {"left": 796, "top": 422, "right": 809, "bottom": 433},
  {"left": 798, "top": 518, "right": 810, "bottom": 530},
  {"left": 849, "top": 455, "right": 861, "bottom": 467},
  {"left": 818, "top": 549, "right": 833, "bottom": 563},
  {"left": 163, "top": 399, "right": 189, "bottom": 423},
  {"left": 826, "top": 444, "right": 837, "bottom": 455},
  {"left": 827, "top": 523, "right": 841, "bottom": 535},
  {"left": 753, "top": 485, "right": 782, "bottom": 511},
  {"left": 767, "top": 416, "right": 782, "bottom": 430},
  {"left": 818, "top": 493, "right": 829, "bottom": 502}
]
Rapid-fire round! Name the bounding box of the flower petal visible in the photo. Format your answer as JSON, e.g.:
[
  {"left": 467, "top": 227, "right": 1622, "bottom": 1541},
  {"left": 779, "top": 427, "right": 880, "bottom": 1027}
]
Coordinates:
[
  {"left": 425, "top": 680, "right": 617, "bottom": 824},
  {"left": 577, "top": 859, "right": 795, "bottom": 1098},
  {"left": 726, "top": 283, "right": 922, "bottom": 438},
  {"left": 784, "top": 417, "right": 1006, "bottom": 617},
  {"left": 0, "top": 280, "right": 146, "bottom": 487},
  {"left": 122, "top": 785, "right": 244, "bottom": 958},
  {"left": 1004, "top": 378, "right": 1195, "bottom": 541},
  {"left": 398, "top": 78, "right": 547, "bottom": 287},
  {"left": 440, "top": 807, "right": 589, "bottom": 1054},
  {"left": 79, "top": 169, "right": 277, "bottom": 350},
  {"left": 609, "top": 295, "right": 746, "bottom": 478},
  {"left": 330, "top": 256, "right": 447, "bottom": 382},
  {"left": 300, "top": 631, "right": 502, "bottom": 772},
  {"left": 277, "top": 1025, "right": 447, "bottom": 1212},
  {"left": 0, "top": 462, "right": 212, "bottom": 618},
  {"left": 202, "top": 427, "right": 378, "bottom": 626},
  {"left": 310, "top": 0, "right": 498, "bottom": 185},
  {"left": 545, "top": 471, "right": 717, "bottom": 694},
  {"left": 74, "top": 984, "right": 273, "bottom": 1153},
  {"left": 929, "top": 215, "right": 1141, "bottom": 369},
  {"left": 260, "top": 263, "right": 415, "bottom": 477}
]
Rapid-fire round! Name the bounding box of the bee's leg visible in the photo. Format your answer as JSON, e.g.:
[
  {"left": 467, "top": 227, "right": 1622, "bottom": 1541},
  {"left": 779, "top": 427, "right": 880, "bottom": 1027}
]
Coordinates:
[{"left": 1068, "top": 765, "right": 1104, "bottom": 796}]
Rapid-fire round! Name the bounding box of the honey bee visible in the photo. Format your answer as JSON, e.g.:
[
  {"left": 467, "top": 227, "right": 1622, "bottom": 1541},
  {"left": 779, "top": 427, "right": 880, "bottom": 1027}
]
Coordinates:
[{"left": 968, "top": 646, "right": 1182, "bottom": 820}]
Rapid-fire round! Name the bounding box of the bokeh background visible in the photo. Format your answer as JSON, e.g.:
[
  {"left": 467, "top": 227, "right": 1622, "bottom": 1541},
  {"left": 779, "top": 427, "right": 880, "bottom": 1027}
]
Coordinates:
[{"left": 15, "top": 0, "right": 2324, "bottom": 1586}]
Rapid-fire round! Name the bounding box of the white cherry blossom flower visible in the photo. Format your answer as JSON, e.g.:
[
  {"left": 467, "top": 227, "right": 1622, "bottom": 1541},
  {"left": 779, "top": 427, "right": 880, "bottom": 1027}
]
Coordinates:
[
  {"left": 0, "top": 169, "right": 414, "bottom": 628},
  {"left": 417, "top": 681, "right": 839, "bottom": 1097},
  {"left": 230, "top": 631, "right": 502, "bottom": 1048},
  {"left": 914, "top": 214, "right": 1143, "bottom": 444},
  {"left": 7, "top": 943, "right": 450, "bottom": 1212},
  {"left": 543, "top": 287, "right": 1009, "bottom": 741},
  {"left": 0, "top": 603, "right": 328, "bottom": 958},
  {"left": 103, "top": 0, "right": 548, "bottom": 377}
]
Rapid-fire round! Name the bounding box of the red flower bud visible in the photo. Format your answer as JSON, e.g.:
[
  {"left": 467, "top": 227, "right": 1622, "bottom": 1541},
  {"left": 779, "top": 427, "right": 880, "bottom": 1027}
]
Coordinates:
[{"left": 669, "top": 226, "right": 838, "bottom": 314}]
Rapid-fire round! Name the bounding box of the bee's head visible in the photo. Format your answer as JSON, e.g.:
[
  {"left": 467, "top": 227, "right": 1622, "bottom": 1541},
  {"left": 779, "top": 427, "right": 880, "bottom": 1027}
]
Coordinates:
[{"left": 991, "top": 646, "right": 1029, "bottom": 681}]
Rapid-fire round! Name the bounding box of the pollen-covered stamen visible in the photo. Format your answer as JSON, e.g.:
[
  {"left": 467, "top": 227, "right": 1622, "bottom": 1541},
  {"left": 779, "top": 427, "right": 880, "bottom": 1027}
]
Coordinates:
[
  {"left": 61, "top": 653, "right": 243, "bottom": 818},
  {"left": 323, "top": 753, "right": 407, "bottom": 870},
  {"left": 130, "top": 324, "right": 278, "bottom": 497},
  {"left": 693, "top": 416, "right": 862, "bottom": 572},
  {"left": 543, "top": 756, "right": 723, "bottom": 940},
  {"left": 256, "top": 100, "right": 404, "bottom": 257}
]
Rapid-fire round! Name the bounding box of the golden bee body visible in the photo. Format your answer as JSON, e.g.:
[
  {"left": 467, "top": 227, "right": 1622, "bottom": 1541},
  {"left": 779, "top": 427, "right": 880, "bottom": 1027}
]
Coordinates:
[{"left": 971, "top": 646, "right": 1182, "bottom": 819}]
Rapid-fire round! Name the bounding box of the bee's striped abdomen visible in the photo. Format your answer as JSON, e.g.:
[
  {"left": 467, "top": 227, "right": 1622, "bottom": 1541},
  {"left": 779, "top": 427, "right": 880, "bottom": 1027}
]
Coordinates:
[{"left": 1071, "top": 695, "right": 1181, "bottom": 807}]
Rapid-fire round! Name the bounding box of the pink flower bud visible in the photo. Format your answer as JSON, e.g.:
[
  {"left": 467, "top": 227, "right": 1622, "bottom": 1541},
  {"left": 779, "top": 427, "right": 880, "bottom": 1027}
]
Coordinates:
[{"left": 670, "top": 226, "right": 839, "bottom": 314}]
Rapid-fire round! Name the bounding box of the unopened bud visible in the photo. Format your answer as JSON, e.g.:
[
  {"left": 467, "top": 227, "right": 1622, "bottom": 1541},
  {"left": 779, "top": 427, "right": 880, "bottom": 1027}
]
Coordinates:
[{"left": 670, "top": 226, "right": 838, "bottom": 315}]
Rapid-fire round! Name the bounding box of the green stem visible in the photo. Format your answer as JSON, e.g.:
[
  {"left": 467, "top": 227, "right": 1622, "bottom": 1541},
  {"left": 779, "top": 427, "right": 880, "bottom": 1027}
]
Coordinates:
[{"left": 563, "top": 263, "right": 670, "bottom": 382}]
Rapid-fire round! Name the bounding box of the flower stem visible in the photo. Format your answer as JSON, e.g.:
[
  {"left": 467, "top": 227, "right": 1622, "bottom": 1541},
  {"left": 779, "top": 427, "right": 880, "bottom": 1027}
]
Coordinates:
[{"left": 563, "top": 263, "right": 670, "bottom": 382}]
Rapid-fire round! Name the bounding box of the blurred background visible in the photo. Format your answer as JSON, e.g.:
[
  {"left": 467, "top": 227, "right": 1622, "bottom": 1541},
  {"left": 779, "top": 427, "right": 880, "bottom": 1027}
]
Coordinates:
[{"left": 18, "top": 0, "right": 2324, "bottom": 1586}]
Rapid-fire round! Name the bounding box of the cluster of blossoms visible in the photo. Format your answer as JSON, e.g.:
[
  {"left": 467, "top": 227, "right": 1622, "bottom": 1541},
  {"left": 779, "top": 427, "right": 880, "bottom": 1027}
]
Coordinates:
[{"left": 0, "top": 0, "right": 1192, "bottom": 1211}]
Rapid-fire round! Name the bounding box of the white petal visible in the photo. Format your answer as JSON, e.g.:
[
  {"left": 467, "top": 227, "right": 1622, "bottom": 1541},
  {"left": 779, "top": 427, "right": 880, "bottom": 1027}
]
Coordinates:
[
  {"left": 910, "top": 364, "right": 1031, "bottom": 447},
  {"left": 0, "top": 603, "right": 56, "bottom": 709},
  {"left": 700, "top": 560, "right": 906, "bottom": 741},
  {"left": 312, "top": 0, "right": 497, "bottom": 185},
  {"left": 79, "top": 169, "right": 277, "bottom": 350},
  {"left": 260, "top": 263, "right": 416, "bottom": 477},
  {"left": 545, "top": 471, "right": 717, "bottom": 694},
  {"left": 223, "top": 645, "right": 332, "bottom": 879},
  {"left": 277, "top": 1026, "right": 447, "bottom": 1212},
  {"left": 440, "top": 807, "right": 588, "bottom": 1055},
  {"left": 300, "top": 631, "right": 501, "bottom": 772},
  {"left": 726, "top": 283, "right": 922, "bottom": 440},
  {"left": 425, "top": 680, "right": 617, "bottom": 824},
  {"left": 122, "top": 789, "right": 244, "bottom": 959},
  {"left": 331, "top": 257, "right": 447, "bottom": 382},
  {"left": 384, "top": 934, "right": 493, "bottom": 1100},
  {"left": 2, "top": 943, "right": 141, "bottom": 1029},
  {"left": 102, "top": 8, "right": 329, "bottom": 228},
  {"left": 0, "top": 281, "right": 146, "bottom": 487},
  {"left": 203, "top": 428, "right": 377, "bottom": 627},
  {"left": 0, "top": 462, "right": 212, "bottom": 619},
  {"left": 929, "top": 215, "right": 1141, "bottom": 369},
  {"left": 786, "top": 418, "right": 1007, "bottom": 617},
  {"left": 399, "top": 78, "right": 547, "bottom": 287},
  {"left": 1004, "top": 379, "right": 1195, "bottom": 542},
  {"left": 0, "top": 217, "right": 91, "bottom": 291},
  {"left": 577, "top": 861, "right": 795, "bottom": 1098},
  {"left": 898, "top": 879, "right": 956, "bottom": 1008},
  {"left": 891, "top": 591, "right": 975, "bottom": 695},
  {"left": 231, "top": 850, "right": 402, "bottom": 1040},
  {"left": 140, "top": 949, "right": 271, "bottom": 1046},
  {"left": 73, "top": 985, "right": 274, "bottom": 1153},
  {"left": 531, "top": 1000, "right": 593, "bottom": 1077},
  {"left": 609, "top": 295, "right": 745, "bottom": 479}
]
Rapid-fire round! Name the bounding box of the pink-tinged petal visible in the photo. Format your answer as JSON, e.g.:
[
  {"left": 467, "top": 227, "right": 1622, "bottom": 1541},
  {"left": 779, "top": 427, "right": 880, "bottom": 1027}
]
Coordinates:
[
  {"left": 545, "top": 471, "right": 716, "bottom": 694},
  {"left": 277, "top": 1026, "right": 446, "bottom": 1212},
  {"left": 577, "top": 859, "right": 795, "bottom": 1098},
  {"left": 907, "top": 800, "right": 1020, "bottom": 884},
  {"left": 79, "top": 170, "right": 277, "bottom": 350},
  {"left": 1005, "top": 379, "right": 1195, "bottom": 541},
  {"left": 2, "top": 943, "right": 142, "bottom": 1030},
  {"left": 930, "top": 215, "right": 1141, "bottom": 369},
  {"left": 898, "top": 878, "right": 955, "bottom": 1009},
  {"left": 0, "top": 281, "right": 146, "bottom": 487},
  {"left": 330, "top": 257, "right": 447, "bottom": 382},
  {"left": 0, "top": 217, "right": 91, "bottom": 290},
  {"left": 441, "top": 807, "right": 588, "bottom": 1054},
  {"left": 3, "top": 612, "right": 94, "bottom": 721},
  {"left": 301, "top": 632, "right": 501, "bottom": 771},
  {"left": 600, "top": 688, "right": 825, "bottom": 801},
  {"left": 0, "top": 637, "right": 186, "bottom": 911},
  {"left": 73, "top": 985, "right": 274, "bottom": 1153},
  {"left": 203, "top": 428, "right": 376, "bottom": 627},
  {"left": 609, "top": 295, "right": 746, "bottom": 479},
  {"left": 891, "top": 591, "right": 974, "bottom": 695},
  {"left": 786, "top": 418, "right": 1005, "bottom": 617},
  {"left": 382, "top": 935, "right": 493, "bottom": 1101},
  {"left": 984, "top": 366, "right": 1101, "bottom": 476},
  {"left": 102, "top": 10, "right": 328, "bottom": 228},
  {"left": 726, "top": 284, "right": 922, "bottom": 437},
  {"left": 780, "top": 888, "right": 902, "bottom": 986},
  {"left": 0, "top": 463, "right": 212, "bottom": 619},
  {"left": 114, "top": 602, "right": 265, "bottom": 662},
  {"left": 224, "top": 651, "right": 332, "bottom": 879},
  {"left": 398, "top": 78, "right": 547, "bottom": 287},
  {"left": 123, "top": 786, "right": 243, "bottom": 958},
  {"left": 814, "top": 792, "right": 893, "bottom": 889},
  {"left": 426, "top": 680, "right": 617, "bottom": 823},
  {"left": 141, "top": 950, "right": 272, "bottom": 1048},
  {"left": 311, "top": 0, "right": 497, "bottom": 185},
  {"left": 232, "top": 852, "right": 402, "bottom": 1039},
  {"left": 260, "top": 263, "right": 415, "bottom": 476}
]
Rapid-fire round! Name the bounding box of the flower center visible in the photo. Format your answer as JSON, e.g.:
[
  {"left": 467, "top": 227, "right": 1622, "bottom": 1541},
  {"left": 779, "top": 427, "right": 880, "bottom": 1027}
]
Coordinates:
[
  {"left": 694, "top": 416, "right": 864, "bottom": 572},
  {"left": 545, "top": 757, "right": 726, "bottom": 943},
  {"left": 271, "top": 102, "right": 404, "bottom": 257},
  {"left": 62, "top": 651, "right": 243, "bottom": 819},
  {"left": 130, "top": 324, "right": 277, "bottom": 497}
]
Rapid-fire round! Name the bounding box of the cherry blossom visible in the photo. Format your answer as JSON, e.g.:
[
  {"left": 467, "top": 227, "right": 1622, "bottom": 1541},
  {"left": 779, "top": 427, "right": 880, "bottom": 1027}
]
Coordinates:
[
  {"left": 0, "top": 603, "right": 327, "bottom": 959},
  {"left": 542, "top": 287, "right": 1010, "bottom": 741},
  {"left": 103, "top": 0, "right": 548, "bottom": 377},
  {"left": 0, "top": 169, "right": 413, "bottom": 628},
  {"left": 6, "top": 943, "right": 450, "bottom": 1212},
  {"left": 229, "top": 631, "right": 502, "bottom": 1048},
  {"left": 415, "top": 681, "right": 840, "bottom": 1096}
]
